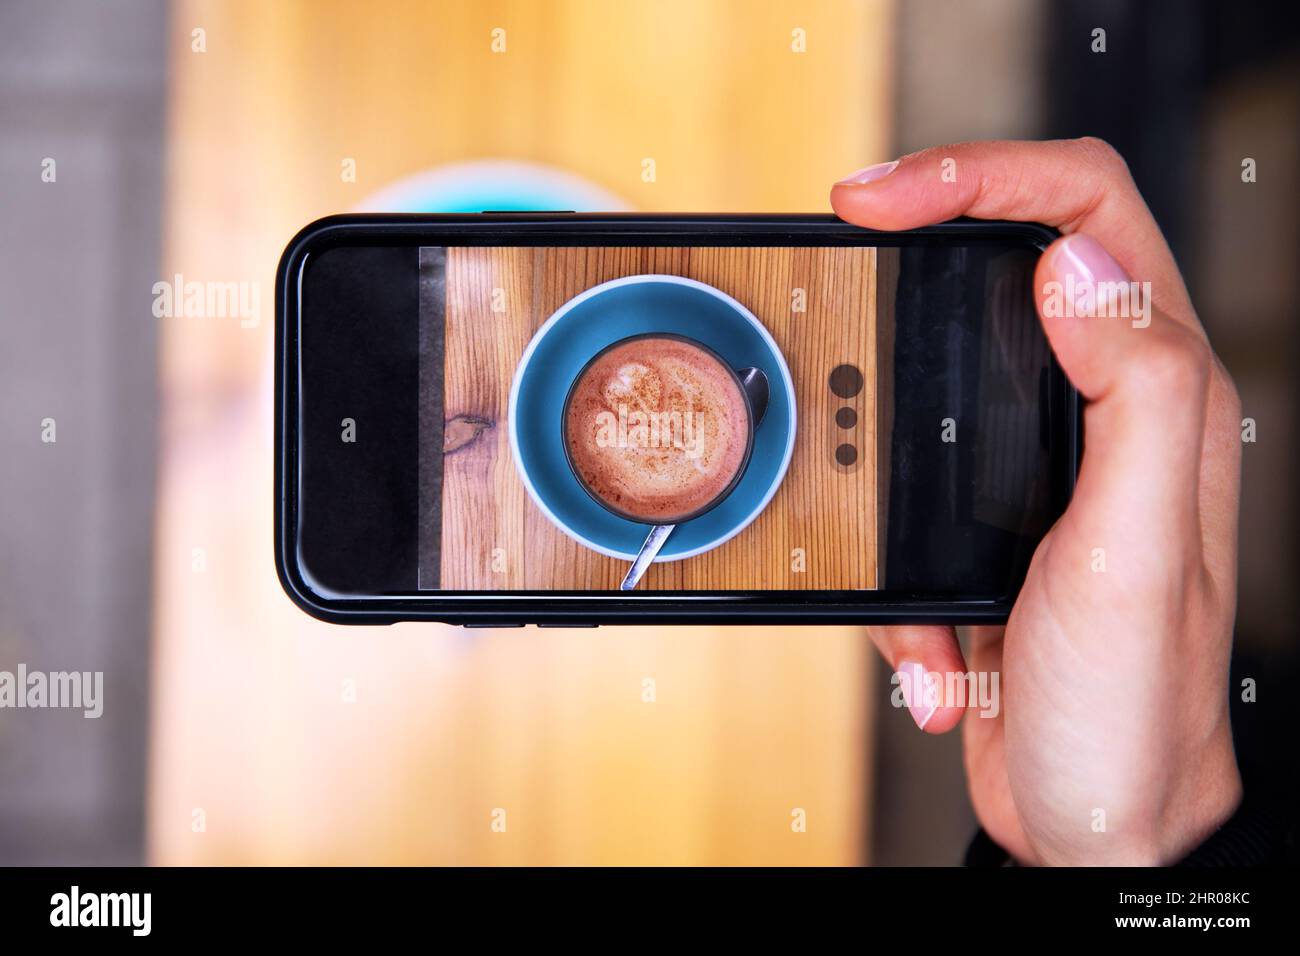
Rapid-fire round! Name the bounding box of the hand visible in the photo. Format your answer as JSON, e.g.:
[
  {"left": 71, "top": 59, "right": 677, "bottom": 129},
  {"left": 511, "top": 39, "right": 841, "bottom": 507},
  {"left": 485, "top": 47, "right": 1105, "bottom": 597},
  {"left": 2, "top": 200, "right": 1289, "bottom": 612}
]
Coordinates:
[{"left": 832, "top": 139, "right": 1243, "bottom": 866}]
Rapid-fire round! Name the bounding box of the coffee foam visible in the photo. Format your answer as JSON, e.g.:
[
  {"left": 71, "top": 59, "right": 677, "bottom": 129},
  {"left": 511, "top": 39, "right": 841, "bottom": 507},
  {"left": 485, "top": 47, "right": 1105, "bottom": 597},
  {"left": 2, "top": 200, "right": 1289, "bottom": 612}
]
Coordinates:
[{"left": 565, "top": 337, "right": 750, "bottom": 523}]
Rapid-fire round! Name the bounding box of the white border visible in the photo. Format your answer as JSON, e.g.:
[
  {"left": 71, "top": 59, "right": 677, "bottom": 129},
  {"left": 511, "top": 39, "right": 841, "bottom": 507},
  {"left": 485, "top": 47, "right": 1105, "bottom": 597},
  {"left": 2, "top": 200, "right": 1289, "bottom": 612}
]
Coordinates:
[{"left": 507, "top": 274, "right": 797, "bottom": 562}]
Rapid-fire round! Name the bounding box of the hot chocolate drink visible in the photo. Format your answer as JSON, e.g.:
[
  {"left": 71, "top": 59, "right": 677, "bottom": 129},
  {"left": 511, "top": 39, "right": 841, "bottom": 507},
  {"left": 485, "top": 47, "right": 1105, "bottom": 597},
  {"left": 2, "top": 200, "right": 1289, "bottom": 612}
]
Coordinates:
[{"left": 563, "top": 335, "right": 752, "bottom": 523}]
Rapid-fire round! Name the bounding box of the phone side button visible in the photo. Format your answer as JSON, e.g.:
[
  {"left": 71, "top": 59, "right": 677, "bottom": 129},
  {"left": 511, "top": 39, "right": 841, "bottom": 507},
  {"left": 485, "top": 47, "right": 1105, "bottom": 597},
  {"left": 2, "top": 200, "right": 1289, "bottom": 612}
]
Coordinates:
[
  {"left": 462, "top": 623, "right": 525, "bottom": 628},
  {"left": 537, "top": 623, "right": 598, "bottom": 628}
]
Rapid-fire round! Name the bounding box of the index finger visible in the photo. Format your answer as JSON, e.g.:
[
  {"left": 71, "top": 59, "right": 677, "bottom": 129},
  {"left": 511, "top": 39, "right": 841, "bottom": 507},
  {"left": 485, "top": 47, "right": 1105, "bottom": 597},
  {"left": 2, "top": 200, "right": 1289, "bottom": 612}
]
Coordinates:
[{"left": 829, "top": 137, "right": 1197, "bottom": 327}]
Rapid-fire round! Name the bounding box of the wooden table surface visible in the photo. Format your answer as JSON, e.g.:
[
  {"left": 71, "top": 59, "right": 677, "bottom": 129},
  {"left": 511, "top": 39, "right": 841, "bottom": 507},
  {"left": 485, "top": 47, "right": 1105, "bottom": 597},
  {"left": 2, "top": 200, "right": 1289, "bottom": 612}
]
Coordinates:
[{"left": 440, "top": 246, "right": 878, "bottom": 590}]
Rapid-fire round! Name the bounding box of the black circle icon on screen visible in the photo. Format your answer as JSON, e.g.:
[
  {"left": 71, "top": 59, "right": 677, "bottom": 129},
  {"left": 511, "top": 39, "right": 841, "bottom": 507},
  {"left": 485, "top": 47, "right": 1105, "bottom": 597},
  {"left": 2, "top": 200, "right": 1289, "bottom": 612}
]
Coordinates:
[{"left": 828, "top": 364, "right": 863, "bottom": 399}]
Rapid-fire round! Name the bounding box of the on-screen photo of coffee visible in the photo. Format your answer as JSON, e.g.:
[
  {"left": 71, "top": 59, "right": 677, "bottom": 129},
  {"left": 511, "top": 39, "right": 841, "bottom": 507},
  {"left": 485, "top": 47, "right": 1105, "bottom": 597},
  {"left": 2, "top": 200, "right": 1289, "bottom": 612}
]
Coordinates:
[{"left": 416, "top": 243, "right": 1049, "bottom": 592}]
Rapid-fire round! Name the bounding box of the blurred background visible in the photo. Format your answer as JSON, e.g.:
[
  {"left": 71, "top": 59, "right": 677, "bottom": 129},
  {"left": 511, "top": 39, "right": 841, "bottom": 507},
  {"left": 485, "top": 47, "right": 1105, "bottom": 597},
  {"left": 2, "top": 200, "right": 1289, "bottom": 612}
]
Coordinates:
[{"left": 0, "top": 0, "right": 1296, "bottom": 865}]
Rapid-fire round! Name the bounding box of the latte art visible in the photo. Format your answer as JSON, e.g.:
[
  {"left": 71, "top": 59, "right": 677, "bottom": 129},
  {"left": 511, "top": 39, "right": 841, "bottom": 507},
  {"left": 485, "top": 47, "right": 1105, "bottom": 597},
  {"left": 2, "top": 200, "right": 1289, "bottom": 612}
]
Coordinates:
[{"left": 564, "top": 337, "right": 751, "bottom": 523}]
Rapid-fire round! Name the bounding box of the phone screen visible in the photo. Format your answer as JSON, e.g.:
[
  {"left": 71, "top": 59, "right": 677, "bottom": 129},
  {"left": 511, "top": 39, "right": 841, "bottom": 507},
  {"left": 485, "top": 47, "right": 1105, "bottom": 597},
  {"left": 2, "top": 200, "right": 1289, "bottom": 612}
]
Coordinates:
[{"left": 292, "top": 234, "right": 1070, "bottom": 604}]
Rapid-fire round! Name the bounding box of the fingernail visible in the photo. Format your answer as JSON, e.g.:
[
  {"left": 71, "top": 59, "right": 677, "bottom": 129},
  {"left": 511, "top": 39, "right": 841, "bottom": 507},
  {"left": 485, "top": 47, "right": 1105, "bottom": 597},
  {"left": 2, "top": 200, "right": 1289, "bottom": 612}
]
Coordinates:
[
  {"left": 896, "top": 659, "right": 937, "bottom": 731},
  {"left": 1054, "top": 233, "right": 1128, "bottom": 285},
  {"left": 837, "top": 160, "right": 899, "bottom": 185}
]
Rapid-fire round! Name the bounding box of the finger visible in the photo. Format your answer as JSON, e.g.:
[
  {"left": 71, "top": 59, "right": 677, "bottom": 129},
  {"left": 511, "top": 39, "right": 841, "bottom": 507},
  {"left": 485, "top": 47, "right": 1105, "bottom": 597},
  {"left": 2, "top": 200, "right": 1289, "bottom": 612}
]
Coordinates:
[
  {"left": 1034, "top": 232, "right": 1210, "bottom": 548},
  {"left": 866, "top": 625, "right": 967, "bottom": 734},
  {"left": 965, "top": 625, "right": 1005, "bottom": 679},
  {"left": 1196, "top": 360, "right": 1243, "bottom": 596},
  {"left": 961, "top": 625, "right": 1006, "bottom": 736},
  {"left": 958, "top": 625, "right": 1031, "bottom": 861},
  {"left": 830, "top": 138, "right": 1196, "bottom": 328}
]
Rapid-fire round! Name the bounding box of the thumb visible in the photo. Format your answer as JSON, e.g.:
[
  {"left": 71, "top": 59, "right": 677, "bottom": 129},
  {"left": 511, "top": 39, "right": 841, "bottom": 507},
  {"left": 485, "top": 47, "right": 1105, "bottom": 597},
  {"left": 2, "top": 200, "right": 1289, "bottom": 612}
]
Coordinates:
[
  {"left": 1034, "top": 233, "right": 1210, "bottom": 544},
  {"left": 866, "top": 625, "right": 968, "bottom": 734}
]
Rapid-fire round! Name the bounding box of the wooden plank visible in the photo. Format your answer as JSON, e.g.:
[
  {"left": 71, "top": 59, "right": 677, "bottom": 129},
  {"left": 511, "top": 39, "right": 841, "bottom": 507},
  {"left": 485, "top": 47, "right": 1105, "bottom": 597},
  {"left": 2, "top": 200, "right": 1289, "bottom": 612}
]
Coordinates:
[
  {"left": 440, "top": 246, "right": 877, "bottom": 590},
  {"left": 875, "top": 246, "right": 899, "bottom": 583}
]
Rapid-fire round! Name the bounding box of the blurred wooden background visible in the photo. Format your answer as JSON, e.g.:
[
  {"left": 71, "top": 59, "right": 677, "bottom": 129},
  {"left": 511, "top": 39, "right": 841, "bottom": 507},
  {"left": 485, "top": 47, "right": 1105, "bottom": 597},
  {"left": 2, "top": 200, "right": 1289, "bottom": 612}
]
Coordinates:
[{"left": 150, "top": 0, "right": 893, "bottom": 864}]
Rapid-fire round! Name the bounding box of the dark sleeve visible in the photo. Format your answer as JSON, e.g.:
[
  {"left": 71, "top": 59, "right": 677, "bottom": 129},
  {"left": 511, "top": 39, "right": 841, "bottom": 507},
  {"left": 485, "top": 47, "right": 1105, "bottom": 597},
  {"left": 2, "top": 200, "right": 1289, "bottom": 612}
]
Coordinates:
[{"left": 1178, "top": 795, "right": 1287, "bottom": 866}]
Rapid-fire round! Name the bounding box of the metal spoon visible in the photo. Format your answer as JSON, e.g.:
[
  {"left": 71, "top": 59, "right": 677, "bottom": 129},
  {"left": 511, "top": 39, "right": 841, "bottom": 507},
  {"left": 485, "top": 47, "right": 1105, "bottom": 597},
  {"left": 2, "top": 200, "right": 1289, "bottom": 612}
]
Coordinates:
[{"left": 619, "top": 366, "right": 770, "bottom": 591}]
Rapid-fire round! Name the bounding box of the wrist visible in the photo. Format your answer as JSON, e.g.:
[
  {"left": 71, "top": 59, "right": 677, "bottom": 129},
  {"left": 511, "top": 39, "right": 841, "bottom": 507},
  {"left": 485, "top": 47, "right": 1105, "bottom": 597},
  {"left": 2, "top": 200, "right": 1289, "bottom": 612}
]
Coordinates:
[{"left": 1154, "top": 732, "right": 1243, "bottom": 865}]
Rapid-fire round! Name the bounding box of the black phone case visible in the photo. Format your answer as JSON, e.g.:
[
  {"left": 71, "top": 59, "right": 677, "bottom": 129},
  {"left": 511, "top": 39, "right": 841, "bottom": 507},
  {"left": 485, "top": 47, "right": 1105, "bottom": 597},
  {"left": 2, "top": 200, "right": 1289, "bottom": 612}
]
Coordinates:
[{"left": 275, "top": 213, "right": 1079, "bottom": 626}]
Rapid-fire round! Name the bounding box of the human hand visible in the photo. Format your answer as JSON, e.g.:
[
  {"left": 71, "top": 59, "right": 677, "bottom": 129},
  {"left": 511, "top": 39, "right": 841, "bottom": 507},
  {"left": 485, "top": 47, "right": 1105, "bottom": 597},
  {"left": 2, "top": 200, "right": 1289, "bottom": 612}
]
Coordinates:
[{"left": 832, "top": 139, "right": 1243, "bottom": 865}]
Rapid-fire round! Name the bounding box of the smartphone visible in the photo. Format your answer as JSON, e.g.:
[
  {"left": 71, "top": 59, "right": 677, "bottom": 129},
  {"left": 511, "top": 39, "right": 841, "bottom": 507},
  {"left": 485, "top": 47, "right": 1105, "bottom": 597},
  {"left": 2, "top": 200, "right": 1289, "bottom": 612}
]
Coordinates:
[{"left": 275, "top": 213, "right": 1079, "bottom": 626}]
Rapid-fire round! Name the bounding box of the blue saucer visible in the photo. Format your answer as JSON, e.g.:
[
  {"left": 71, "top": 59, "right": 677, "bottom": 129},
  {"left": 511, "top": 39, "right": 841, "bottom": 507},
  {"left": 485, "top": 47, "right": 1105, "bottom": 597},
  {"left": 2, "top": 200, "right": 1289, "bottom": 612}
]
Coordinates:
[{"left": 509, "top": 275, "right": 796, "bottom": 561}]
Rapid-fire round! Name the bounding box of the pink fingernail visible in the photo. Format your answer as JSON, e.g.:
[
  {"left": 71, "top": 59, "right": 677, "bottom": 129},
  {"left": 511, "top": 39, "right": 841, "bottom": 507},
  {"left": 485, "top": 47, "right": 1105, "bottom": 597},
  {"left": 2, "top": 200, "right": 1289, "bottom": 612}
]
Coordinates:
[
  {"left": 896, "top": 659, "right": 937, "bottom": 731},
  {"left": 837, "top": 160, "right": 899, "bottom": 185},
  {"left": 1054, "top": 233, "right": 1128, "bottom": 285}
]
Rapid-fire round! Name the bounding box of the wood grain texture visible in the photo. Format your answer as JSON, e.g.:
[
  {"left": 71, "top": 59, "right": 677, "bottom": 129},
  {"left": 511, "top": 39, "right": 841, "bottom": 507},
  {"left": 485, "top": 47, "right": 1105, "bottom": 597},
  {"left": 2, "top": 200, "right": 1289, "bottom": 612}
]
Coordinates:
[
  {"left": 875, "top": 246, "right": 899, "bottom": 584},
  {"left": 441, "top": 246, "right": 877, "bottom": 590}
]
